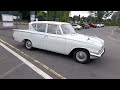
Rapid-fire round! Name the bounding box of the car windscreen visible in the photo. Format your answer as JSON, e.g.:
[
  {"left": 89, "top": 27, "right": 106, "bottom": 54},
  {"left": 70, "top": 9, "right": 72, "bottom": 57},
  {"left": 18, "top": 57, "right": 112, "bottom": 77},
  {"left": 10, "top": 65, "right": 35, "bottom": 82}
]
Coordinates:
[{"left": 61, "top": 24, "right": 76, "bottom": 34}]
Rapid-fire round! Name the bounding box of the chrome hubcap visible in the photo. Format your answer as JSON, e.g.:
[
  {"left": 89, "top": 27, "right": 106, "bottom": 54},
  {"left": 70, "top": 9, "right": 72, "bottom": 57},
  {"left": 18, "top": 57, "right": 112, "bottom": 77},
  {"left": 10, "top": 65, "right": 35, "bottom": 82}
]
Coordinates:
[
  {"left": 26, "top": 41, "right": 32, "bottom": 49},
  {"left": 76, "top": 51, "right": 87, "bottom": 61}
]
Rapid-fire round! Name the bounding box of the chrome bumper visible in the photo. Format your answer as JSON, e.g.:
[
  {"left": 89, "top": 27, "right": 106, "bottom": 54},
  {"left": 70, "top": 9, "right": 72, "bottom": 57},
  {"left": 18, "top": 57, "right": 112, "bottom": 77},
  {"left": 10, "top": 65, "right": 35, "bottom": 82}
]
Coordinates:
[{"left": 90, "top": 48, "right": 105, "bottom": 59}]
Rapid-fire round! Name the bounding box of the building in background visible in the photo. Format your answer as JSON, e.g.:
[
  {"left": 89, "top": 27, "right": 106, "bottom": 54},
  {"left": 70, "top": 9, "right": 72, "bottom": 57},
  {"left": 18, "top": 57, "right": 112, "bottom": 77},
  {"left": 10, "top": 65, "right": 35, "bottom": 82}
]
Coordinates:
[
  {"left": 30, "top": 11, "right": 35, "bottom": 21},
  {"left": 0, "top": 11, "right": 19, "bottom": 29}
]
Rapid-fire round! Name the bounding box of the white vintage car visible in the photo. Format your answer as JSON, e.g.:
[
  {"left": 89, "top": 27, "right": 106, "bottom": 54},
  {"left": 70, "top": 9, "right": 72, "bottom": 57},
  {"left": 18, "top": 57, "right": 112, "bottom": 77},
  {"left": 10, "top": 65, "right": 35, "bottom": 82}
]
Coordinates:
[
  {"left": 13, "top": 21, "right": 105, "bottom": 64},
  {"left": 96, "top": 24, "right": 105, "bottom": 28},
  {"left": 72, "top": 24, "right": 82, "bottom": 30}
]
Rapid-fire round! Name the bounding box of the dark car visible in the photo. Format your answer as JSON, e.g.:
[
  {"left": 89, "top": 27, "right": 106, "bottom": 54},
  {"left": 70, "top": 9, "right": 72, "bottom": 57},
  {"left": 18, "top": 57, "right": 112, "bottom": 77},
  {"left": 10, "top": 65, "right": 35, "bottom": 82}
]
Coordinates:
[
  {"left": 80, "top": 22, "right": 90, "bottom": 29},
  {"left": 89, "top": 23, "right": 97, "bottom": 28}
]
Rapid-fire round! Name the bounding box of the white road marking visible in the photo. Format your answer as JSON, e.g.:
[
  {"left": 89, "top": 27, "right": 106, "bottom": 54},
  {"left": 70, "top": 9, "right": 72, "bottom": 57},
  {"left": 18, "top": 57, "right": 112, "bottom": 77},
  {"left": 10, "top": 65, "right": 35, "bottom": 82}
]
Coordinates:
[
  {"left": 0, "top": 38, "right": 66, "bottom": 79},
  {"left": 111, "top": 29, "right": 114, "bottom": 35},
  {"left": 0, "top": 42, "right": 53, "bottom": 79},
  {"left": 0, "top": 63, "right": 24, "bottom": 78},
  {"left": 107, "top": 27, "right": 120, "bottom": 42},
  {"left": 107, "top": 36, "right": 120, "bottom": 43}
]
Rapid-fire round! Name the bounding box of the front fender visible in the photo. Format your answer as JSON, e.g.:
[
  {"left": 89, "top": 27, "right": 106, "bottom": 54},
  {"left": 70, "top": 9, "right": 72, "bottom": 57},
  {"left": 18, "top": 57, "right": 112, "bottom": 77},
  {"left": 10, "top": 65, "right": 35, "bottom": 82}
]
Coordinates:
[{"left": 64, "top": 39, "right": 99, "bottom": 55}]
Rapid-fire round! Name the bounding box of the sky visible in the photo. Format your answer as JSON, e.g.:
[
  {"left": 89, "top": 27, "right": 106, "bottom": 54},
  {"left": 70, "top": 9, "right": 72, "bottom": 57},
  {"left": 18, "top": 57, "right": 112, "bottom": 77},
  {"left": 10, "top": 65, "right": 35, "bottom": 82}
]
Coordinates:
[{"left": 70, "top": 11, "right": 90, "bottom": 17}]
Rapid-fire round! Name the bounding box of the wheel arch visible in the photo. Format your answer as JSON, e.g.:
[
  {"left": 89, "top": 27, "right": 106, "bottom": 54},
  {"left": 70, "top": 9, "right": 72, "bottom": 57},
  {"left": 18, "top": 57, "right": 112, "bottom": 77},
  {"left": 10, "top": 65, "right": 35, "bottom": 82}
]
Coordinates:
[
  {"left": 69, "top": 48, "right": 90, "bottom": 56},
  {"left": 22, "top": 39, "right": 31, "bottom": 43},
  {"left": 22, "top": 39, "right": 31, "bottom": 46}
]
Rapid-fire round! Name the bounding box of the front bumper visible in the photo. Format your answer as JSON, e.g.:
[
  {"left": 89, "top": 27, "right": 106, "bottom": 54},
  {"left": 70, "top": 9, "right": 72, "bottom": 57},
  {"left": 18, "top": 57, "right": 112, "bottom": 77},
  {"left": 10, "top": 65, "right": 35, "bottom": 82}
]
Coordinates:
[{"left": 90, "top": 48, "right": 105, "bottom": 59}]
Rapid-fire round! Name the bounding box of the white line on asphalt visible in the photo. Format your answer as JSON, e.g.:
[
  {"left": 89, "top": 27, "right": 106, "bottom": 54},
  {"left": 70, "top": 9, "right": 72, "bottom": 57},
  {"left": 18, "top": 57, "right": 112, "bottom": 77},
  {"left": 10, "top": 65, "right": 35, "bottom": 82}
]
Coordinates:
[
  {"left": 0, "top": 42, "right": 53, "bottom": 79},
  {"left": 107, "top": 36, "right": 120, "bottom": 43},
  {"left": 0, "top": 38, "right": 66, "bottom": 79},
  {"left": 106, "top": 27, "right": 120, "bottom": 43},
  {"left": 0, "top": 63, "right": 24, "bottom": 79},
  {"left": 111, "top": 29, "right": 114, "bottom": 35}
]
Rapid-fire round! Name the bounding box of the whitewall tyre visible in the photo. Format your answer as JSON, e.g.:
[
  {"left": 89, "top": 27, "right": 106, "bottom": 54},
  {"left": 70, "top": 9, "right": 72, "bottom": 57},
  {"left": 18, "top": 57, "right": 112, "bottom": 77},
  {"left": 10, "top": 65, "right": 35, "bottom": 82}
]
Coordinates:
[
  {"left": 25, "top": 40, "right": 33, "bottom": 50},
  {"left": 73, "top": 49, "right": 90, "bottom": 64}
]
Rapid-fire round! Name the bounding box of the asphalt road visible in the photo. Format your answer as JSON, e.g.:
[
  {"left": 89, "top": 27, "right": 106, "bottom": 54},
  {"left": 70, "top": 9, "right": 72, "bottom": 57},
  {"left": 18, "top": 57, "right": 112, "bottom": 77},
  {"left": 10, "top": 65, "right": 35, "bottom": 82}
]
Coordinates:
[
  {"left": 0, "top": 26, "right": 120, "bottom": 79},
  {"left": 0, "top": 45, "right": 44, "bottom": 79}
]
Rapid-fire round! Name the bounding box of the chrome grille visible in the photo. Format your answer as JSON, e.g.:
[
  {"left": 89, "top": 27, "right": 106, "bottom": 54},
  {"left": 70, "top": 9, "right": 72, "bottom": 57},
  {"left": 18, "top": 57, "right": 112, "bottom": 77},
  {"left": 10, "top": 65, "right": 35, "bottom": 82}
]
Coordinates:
[{"left": 99, "top": 46, "right": 104, "bottom": 54}]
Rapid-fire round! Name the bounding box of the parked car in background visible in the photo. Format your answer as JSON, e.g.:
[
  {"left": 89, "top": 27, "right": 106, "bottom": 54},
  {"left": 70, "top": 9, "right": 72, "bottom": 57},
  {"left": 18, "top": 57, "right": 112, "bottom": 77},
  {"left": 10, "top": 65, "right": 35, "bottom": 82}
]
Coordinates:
[
  {"left": 80, "top": 22, "right": 90, "bottom": 29},
  {"left": 100, "top": 24, "right": 105, "bottom": 27},
  {"left": 89, "top": 23, "right": 97, "bottom": 28},
  {"left": 96, "top": 24, "right": 101, "bottom": 28},
  {"left": 96, "top": 24, "right": 105, "bottom": 28},
  {"left": 72, "top": 24, "right": 82, "bottom": 30},
  {"left": 13, "top": 21, "right": 105, "bottom": 64}
]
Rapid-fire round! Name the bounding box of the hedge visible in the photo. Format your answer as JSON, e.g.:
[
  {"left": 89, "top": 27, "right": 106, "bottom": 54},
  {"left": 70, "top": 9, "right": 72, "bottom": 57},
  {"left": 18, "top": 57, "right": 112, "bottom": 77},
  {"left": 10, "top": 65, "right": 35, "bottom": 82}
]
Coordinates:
[{"left": 104, "top": 21, "right": 120, "bottom": 26}]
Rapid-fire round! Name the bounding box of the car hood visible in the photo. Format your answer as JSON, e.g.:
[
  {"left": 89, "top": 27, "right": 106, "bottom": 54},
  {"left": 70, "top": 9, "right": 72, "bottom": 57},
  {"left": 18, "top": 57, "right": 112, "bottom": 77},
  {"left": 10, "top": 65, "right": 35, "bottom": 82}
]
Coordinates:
[{"left": 65, "top": 33, "right": 104, "bottom": 47}]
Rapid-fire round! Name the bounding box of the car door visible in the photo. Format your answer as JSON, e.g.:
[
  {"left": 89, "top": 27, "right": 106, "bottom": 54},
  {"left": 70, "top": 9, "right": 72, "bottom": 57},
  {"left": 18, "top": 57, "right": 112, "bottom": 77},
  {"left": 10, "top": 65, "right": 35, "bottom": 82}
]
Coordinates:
[
  {"left": 30, "top": 23, "right": 46, "bottom": 49},
  {"left": 44, "top": 24, "right": 66, "bottom": 54}
]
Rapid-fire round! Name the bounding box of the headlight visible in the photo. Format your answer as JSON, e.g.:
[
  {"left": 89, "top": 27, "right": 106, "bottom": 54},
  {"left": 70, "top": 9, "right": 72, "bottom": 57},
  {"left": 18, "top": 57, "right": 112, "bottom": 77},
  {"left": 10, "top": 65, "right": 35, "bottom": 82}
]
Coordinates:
[
  {"left": 97, "top": 49, "right": 101, "bottom": 54},
  {"left": 98, "top": 46, "right": 104, "bottom": 54}
]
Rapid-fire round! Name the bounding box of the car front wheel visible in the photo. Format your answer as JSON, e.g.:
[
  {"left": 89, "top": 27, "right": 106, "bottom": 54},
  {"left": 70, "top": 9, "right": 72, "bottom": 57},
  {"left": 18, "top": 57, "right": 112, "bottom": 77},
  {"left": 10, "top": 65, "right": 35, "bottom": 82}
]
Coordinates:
[{"left": 73, "top": 49, "right": 90, "bottom": 64}]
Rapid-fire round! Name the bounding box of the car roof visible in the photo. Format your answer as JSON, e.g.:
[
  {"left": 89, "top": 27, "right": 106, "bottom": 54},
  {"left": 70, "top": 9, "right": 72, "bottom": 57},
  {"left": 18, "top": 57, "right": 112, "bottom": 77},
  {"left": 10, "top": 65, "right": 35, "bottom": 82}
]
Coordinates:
[{"left": 29, "top": 21, "right": 69, "bottom": 25}]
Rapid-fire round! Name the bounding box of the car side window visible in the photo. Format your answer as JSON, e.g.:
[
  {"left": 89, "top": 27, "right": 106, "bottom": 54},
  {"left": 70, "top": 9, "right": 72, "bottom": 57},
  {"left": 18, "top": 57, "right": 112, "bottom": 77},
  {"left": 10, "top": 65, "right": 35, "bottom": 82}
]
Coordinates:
[
  {"left": 56, "top": 26, "right": 61, "bottom": 35},
  {"left": 32, "top": 24, "right": 37, "bottom": 30},
  {"left": 36, "top": 23, "right": 46, "bottom": 32},
  {"left": 47, "top": 24, "right": 61, "bottom": 35}
]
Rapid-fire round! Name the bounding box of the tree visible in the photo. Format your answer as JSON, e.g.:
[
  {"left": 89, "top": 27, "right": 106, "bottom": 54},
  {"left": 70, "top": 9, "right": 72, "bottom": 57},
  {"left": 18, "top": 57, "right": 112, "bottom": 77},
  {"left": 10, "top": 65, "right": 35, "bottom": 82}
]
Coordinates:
[
  {"left": 81, "top": 16, "right": 88, "bottom": 22},
  {"left": 89, "top": 11, "right": 104, "bottom": 23},
  {"left": 96, "top": 11, "right": 105, "bottom": 22},
  {"left": 73, "top": 15, "right": 80, "bottom": 23},
  {"left": 78, "top": 15, "right": 81, "bottom": 21},
  {"left": 47, "top": 11, "right": 54, "bottom": 20},
  {"left": 89, "top": 11, "right": 114, "bottom": 23},
  {"left": 36, "top": 11, "right": 47, "bottom": 20},
  {"left": 111, "top": 11, "right": 120, "bottom": 22},
  {"left": 59, "top": 11, "right": 70, "bottom": 22},
  {"left": 86, "top": 15, "right": 95, "bottom": 23},
  {"left": 18, "top": 11, "right": 30, "bottom": 21},
  {"left": 47, "top": 11, "right": 70, "bottom": 22}
]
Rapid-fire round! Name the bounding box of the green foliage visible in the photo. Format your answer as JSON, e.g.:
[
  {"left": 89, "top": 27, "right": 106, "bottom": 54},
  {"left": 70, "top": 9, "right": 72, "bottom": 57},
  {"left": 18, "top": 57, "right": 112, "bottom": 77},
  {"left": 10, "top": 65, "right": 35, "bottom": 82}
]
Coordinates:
[
  {"left": 2, "top": 11, "right": 118, "bottom": 26},
  {"left": 81, "top": 16, "right": 87, "bottom": 22},
  {"left": 111, "top": 11, "right": 120, "bottom": 22},
  {"left": 36, "top": 11, "right": 47, "bottom": 20},
  {"left": 104, "top": 18, "right": 120, "bottom": 26},
  {"left": 86, "top": 15, "right": 97, "bottom": 23},
  {"left": 47, "top": 11, "right": 70, "bottom": 22},
  {"left": 73, "top": 15, "right": 80, "bottom": 22},
  {"left": 104, "top": 21, "right": 119, "bottom": 26},
  {"left": 47, "top": 11, "right": 55, "bottom": 20},
  {"left": 18, "top": 11, "right": 30, "bottom": 21},
  {"left": 88, "top": 11, "right": 113, "bottom": 23},
  {"left": 96, "top": 11, "right": 105, "bottom": 22}
]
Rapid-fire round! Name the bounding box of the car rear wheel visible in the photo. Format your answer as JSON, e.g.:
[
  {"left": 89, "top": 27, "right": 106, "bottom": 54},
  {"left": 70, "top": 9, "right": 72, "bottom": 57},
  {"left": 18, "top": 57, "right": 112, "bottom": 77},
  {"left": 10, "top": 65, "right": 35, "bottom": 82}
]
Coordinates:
[
  {"left": 25, "top": 40, "right": 33, "bottom": 50},
  {"left": 73, "top": 49, "right": 90, "bottom": 64}
]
